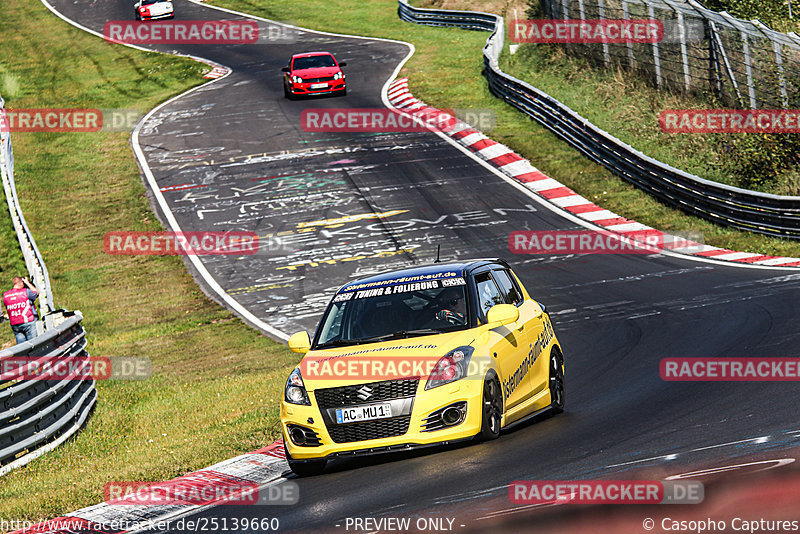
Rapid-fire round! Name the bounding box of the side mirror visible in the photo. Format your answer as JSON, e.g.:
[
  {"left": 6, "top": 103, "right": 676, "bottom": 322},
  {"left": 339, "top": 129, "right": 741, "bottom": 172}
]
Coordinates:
[
  {"left": 288, "top": 331, "right": 311, "bottom": 354},
  {"left": 281, "top": 66, "right": 290, "bottom": 73},
  {"left": 529, "top": 299, "right": 545, "bottom": 319},
  {"left": 338, "top": 61, "right": 347, "bottom": 67},
  {"left": 486, "top": 304, "right": 519, "bottom": 327}
]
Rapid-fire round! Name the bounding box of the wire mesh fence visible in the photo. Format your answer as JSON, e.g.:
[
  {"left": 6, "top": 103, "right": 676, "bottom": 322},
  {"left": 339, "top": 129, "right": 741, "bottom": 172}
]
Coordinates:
[
  {"left": 537, "top": 0, "right": 800, "bottom": 109},
  {"left": 399, "top": 0, "right": 800, "bottom": 238}
]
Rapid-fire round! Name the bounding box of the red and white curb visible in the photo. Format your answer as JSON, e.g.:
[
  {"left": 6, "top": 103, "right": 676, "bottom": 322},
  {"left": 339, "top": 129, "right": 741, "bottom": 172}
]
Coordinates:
[
  {"left": 196, "top": 59, "right": 231, "bottom": 79},
  {"left": 387, "top": 78, "right": 800, "bottom": 268},
  {"left": 12, "top": 441, "right": 287, "bottom": 534}
]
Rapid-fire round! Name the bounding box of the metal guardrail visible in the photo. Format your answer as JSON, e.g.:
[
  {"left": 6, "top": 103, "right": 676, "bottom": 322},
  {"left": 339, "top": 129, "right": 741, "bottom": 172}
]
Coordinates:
[
  {"left": 0, "top": 312, "right": 96, "bottom": 476},
  {"left": 0, "top": 96, "right": 95, "bottom": 476},
  {"left": 0, "top": 97, "right": 58, "bottom": 329},
  {"left": 397, "top": 0, "right": 800, "bottom": 239}
]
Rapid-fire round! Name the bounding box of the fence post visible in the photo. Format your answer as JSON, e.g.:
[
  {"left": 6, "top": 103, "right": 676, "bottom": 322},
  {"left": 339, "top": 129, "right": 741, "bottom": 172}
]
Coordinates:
[
  {"left": 741, "top": 31, "right": 757, "bottom": 108},
  {"left": 661, "top": 1, "right": 691, "bottom": 92},
  {"left": 648, "top": 4, "right": 663, "bottom": 88},
  {"left": 678, "top": 11, "right": 691, "bottom": 91},
  {"left": 710, "top": 20, "right": 744, "bottom": 107},
  {"left": 717, "top": 11, "right": 758, "bottom": 108},
  {"left": 773, "top": 41, "right": 790, "bottom": 109},
  {"left": 706, "top": 19, "right": 722, "bottom": 98},
  {"left": 621, "top": 0, "right": 636, "bottom": 70},
  {"left": 597, "top": 0, "right": 611, "bottom": 66},
  {"left": 752, "top": 20, "right": 789, "bottom": 110}
]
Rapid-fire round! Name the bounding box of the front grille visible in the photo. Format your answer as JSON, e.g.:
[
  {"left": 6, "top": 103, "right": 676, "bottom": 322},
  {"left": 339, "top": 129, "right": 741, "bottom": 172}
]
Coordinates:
[
  {"left": 314, "top": 379, "right": 419, "bottom": 409},
  {"left": 328, "top": 416, "right": 411, "bottom": 443},
  {"left": 305, "top": 76, "right": 335, "bottom": 83}
]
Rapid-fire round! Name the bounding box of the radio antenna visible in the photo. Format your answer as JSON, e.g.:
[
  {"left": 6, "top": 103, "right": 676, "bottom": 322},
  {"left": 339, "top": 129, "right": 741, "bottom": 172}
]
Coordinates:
[{"left": 434, "top": 244, "right": 441, "bottom": 263}]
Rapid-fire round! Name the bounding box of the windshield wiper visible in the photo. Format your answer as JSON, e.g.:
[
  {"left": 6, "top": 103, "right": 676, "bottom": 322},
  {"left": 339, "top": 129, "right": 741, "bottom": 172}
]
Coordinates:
[
  {"left": 315, "top": 339, "right": 363, "bottom": 349},
  {"left": 359, "top": 329, "right": 442, "bottom": 343},
  {"left": 316, "top": 330, "right": 441, "bottom": 349}
]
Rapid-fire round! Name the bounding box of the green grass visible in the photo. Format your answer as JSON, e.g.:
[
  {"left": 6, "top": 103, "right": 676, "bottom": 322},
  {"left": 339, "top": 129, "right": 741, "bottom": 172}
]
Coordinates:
[
  {"left": 0, "top": 0, "right": 297, "bottom": 526},
  {"left": 207, "top": 0, "right": 800, "bottom": 258}
]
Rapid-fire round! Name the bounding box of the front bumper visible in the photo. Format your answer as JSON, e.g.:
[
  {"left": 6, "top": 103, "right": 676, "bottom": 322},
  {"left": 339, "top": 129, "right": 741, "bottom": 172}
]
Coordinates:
[
  {"left": 140, "top": 11, "right": 173, "bottom": 20},
  {"left": 281, "top": 377, "right": 483, "bottom": 461},
  {"left": 288, "top": 80, "right": 346, "bottom": 96}
]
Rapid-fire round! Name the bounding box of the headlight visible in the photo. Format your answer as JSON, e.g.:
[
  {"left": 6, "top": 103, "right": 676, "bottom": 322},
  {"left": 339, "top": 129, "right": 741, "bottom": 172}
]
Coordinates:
[
  {"left": 425, "top": 346, "right": 475, "bottom": 390},
  {"left": 284, "top": 368, "right": 311, "bottom": 405},
  {"left": 333, "top": 72, "right": 342, "bottom": 80},
  {"left": 291, "top": 76, "right": 303, "bottom": 84}
]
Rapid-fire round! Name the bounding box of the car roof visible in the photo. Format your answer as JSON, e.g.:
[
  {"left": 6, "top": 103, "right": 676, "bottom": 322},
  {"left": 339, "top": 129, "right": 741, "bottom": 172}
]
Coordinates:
[
  {"left": 291, "top": 52, "right": 334, "bottom": 59},
  {"left": 337, "top": 259, "right": 507, "bottom": 293}
]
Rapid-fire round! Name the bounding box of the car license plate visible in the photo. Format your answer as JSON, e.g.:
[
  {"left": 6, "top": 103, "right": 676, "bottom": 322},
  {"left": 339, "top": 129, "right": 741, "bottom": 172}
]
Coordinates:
[
  {"left": 310, "top": 83, "right": 328, "bottom": 89},
  {"left": 335, "top": 403, "right": 392, "bottom": 424}
]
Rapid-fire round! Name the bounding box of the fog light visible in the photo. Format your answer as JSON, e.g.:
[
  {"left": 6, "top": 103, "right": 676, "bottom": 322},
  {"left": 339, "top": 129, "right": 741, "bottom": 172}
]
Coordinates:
[
  {"left": 441, "top": 406, "right": 463, "bottom": 426},
  {"left": 289, "top": 426, "right": 307, "bottom": 445}
]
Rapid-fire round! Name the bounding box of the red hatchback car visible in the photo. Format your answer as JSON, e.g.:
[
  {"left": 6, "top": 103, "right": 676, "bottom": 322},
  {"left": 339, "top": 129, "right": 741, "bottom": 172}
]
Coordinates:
[{"left": 282, "top": 52, "right": 347, "bottom": 99}]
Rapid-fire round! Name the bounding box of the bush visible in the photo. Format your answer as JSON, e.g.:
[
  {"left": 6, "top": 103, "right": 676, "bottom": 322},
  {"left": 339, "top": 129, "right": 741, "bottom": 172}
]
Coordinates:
[
  {"left": 713, "top": 133, "right": 800, "bottom": 191},
  {"left": 701, "top": 0, "right": 794, "bottom": 31}
]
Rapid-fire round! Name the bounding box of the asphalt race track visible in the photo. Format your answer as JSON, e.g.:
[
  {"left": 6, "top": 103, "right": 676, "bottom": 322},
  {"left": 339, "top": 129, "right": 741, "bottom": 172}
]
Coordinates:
[{"left": 46, "top": 0, "right": 800, "bottom": 531}]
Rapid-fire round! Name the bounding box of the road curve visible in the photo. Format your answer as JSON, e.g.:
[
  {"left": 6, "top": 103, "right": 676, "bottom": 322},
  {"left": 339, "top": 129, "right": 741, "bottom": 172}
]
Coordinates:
[{"left": 42, "top": 0, "right": 800, "bottom": 531}]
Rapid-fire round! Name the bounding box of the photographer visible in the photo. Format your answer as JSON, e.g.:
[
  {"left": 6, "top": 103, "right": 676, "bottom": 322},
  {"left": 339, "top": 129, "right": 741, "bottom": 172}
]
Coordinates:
[{"left": 2, "top": 276, "right": 40, "bottom": 344}]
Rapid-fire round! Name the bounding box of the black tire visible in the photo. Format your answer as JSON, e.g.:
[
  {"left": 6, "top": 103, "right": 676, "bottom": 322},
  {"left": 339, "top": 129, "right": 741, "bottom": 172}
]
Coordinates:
[
  {"left": 479, "top": 374, "right": 502, "bottom": 440},
  {"left": 342, "top": 86, "right": 347, "bottom": 97},
  {"left": 549, "top": 347, "right": 565, "bottom": 414},
  {"left": 284, "top": 85, "right": 294, "bottom": 100},
  {"left": 284, "top": 443, "right": 326, "bottom": 477},
  {"left": 135, "top": 11, "right": 140, "bottom": 20}
]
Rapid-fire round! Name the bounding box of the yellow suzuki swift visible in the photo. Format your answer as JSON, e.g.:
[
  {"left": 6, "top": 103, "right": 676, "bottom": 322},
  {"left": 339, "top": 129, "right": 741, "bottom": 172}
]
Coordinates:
[{"left": 281, "top": 259, "right": 565, "bottom": 476}]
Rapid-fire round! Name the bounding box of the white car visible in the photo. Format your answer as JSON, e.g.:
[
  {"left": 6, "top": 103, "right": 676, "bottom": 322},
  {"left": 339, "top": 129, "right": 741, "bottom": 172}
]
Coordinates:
[{"left": 134, "top": 0, "right": 174, "bottom": 20}]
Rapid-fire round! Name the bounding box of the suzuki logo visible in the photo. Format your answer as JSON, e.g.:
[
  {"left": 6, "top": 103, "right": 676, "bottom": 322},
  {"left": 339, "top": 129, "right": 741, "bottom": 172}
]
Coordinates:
[{"left": 356, "top": 386, "right": 373, "bottom": 401}]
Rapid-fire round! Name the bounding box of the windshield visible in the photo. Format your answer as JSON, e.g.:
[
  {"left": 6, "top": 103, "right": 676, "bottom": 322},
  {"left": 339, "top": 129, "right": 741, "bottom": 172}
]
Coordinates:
[
  {"left": 142, "top": 0, "right": 169, "bottom": 4},
  {"left": 293, "top": 55, "right": 336, "bottom": 70},
  {"left": 315, "top": 281, "right": 470, "bottom": 348}
]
